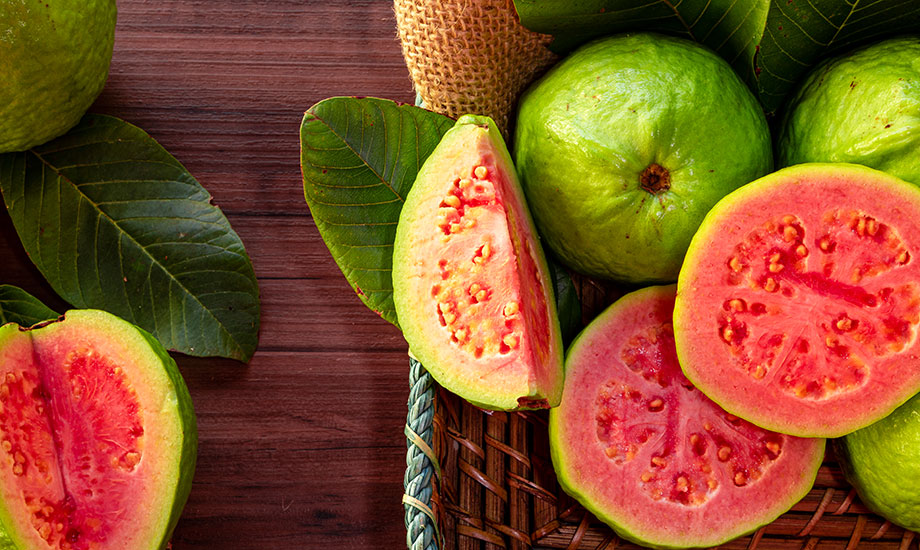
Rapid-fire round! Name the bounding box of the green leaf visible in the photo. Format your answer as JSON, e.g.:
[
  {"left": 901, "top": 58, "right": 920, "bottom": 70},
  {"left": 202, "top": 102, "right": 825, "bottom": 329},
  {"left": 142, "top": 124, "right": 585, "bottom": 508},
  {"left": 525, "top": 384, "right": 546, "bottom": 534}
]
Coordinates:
[
  {"left": 514, "top": 0, "right": 920, "bottom": 112},
  {"left": 515, "top": 0, "right": 770, "bottom": 59},
  {"left": 546, "top": 258, "right": 582, "bottom": 346},
  {"left": 0, "top": 114, "right": 261, "bottom": 362},
  {"left": 301, "top": 97, "right": 454, "bottom": 327},
  {"left": 0, "top": 285, "right": 59, "bottom": 327},
  {"left": 755, "top": 0, "right": 920, "bottom": 111}
]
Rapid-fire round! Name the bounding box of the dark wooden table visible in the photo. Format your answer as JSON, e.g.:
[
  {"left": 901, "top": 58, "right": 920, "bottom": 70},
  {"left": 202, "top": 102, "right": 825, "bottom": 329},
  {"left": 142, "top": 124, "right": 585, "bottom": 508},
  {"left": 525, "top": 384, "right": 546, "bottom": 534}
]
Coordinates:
[{"left": 1, "top": 1, "right": 415, "bottom": 548}]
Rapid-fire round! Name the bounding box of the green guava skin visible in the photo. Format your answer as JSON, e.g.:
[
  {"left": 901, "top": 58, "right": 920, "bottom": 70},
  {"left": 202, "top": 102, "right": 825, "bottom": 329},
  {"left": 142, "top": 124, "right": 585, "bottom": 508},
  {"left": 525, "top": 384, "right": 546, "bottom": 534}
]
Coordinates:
[
  {"left": 778, "top": 37, "right": 920, "bottom": 184},
  {"left": 835, "top": 391, "right": 920, "bottom": 532},
  {"left": 514, "top": 33, "right": 772, "bottom": 283},
  {"left": 0, "top": 0, "right": 117, "bottom": 152},
  {"left": 133, "top": 322, "right": 198, "bottom": 550}
]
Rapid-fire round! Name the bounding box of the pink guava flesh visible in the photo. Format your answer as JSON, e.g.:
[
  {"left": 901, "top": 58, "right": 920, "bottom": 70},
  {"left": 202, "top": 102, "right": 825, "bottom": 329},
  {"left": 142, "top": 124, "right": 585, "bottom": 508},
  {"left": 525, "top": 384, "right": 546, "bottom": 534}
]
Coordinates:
[
  {"left": 393, "top": 116, "right": 563, "bottom": 410},
  {"left": 423, "top": 157, "right": 553, "bottom": 396},
  {"left": 675, "top": 164, "right": 920, "bottom": 437},
  {"left": 0, "top": 315, "right": 181, "bottom": 550},
  {"left": 550, "top": 286, "right": 823, "bottom": 548}
]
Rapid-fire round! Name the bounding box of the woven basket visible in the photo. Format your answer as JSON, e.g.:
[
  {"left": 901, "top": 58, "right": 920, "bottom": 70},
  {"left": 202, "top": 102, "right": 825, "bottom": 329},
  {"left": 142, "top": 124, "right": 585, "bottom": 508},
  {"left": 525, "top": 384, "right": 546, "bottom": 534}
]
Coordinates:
[
  {"left": 404, "top": 278, "right": 919, "bottom": 550},
  {"left": 395, "top": 2, "right": 920, "bottom": 549}
]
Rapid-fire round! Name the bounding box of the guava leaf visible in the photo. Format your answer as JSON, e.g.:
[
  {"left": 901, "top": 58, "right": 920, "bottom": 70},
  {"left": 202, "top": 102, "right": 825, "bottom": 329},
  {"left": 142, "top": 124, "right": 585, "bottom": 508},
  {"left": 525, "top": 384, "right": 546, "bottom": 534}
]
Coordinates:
[
  {"left": 547, "top": 258, "right": 582, "bottom": 345},
  {"left": 513, "top": 0, "right": 920, "bottom": 112},
  {"left": 300, "top": 97, "right": 454, "bottom": 327},
  {"left": 0, "top": 114, "right": 261, "bottom": 362},
  {"left": 515, "top": 0, "right": 770, "bottom": 61},
  {"left": 0, "top": 285, "right": 59, "bottom": 327},
  {"left": 754, "top": 0, "right": 920, "bottom": 111}
]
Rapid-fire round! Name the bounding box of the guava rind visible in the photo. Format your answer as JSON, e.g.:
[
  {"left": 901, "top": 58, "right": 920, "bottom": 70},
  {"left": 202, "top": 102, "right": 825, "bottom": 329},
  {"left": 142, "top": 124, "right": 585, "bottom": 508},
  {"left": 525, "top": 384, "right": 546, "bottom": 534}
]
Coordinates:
[
  {"left": 0, "top": 0, "right": 117, "bottom": 152},
  {"left": 675, "top": 163, "right": 920, "bottom": 438},
  {"left": 392, "top": 115, "right": 564, "bottom": 411},
  {"left": 514, "top": 32, "right": 772, "bottom": 283},
  {"left": 835, "top": 391, "right": 920, "bottom": 532},
  {"left": 778, "top": 37, "right": 920, "bottom": 185},
  {"left": 128, "top": 319, "right": 197, "bottom": 550},
  {"left": 550, "top": 286, "right": 824, "bottom": 549},
  {"left": 0, "top": 310, "right": 196, "bottom": 550}
]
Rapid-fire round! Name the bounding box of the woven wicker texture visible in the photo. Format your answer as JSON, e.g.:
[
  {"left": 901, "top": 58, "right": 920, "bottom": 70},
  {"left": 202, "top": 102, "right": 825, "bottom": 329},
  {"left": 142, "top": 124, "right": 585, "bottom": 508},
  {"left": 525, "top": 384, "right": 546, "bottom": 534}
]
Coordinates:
[
  {"left": 393, "top": 0, "right": 556, "bottom": 136},
  {"left": 394, "top": 4, "right": 920, "bottom": 547},
  {"left": 413, "top": 276, "right": 920, "bottom": 550},
  {"left": 431, "top": 395, "right": 919, "bottom": 550}
]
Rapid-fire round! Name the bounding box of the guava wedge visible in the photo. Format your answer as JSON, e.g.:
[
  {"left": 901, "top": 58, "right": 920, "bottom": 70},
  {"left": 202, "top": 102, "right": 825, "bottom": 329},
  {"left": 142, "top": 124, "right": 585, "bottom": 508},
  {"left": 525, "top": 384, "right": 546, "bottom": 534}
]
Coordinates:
[
  {"left": 550, "top": 285, "right": 824, "bottom": 549},
  {"left": 0, "top": 310, "right": 196, "bottom": 549},
  {"left": 393, "top": 114, "right": 564, "bottom": 411},
  {"left": 675, "top": 163, "right": 920, "bottom": 438}
]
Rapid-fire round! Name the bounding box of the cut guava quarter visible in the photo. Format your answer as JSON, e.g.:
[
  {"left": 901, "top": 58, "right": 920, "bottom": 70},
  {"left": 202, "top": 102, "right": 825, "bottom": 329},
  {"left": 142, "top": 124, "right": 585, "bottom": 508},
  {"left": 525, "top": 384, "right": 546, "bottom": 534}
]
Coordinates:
[
  {"left": 0, "top": 310, "right": 196, "bottom": 550},
  {"left": 550, "top": 285, "right": 823, "bottom": 549},
  {"left": 676, "top": 163, "right": 920, "bottom": 437},
  {"left": 393, "top": 115, "right": 564, "bottom": 411}
]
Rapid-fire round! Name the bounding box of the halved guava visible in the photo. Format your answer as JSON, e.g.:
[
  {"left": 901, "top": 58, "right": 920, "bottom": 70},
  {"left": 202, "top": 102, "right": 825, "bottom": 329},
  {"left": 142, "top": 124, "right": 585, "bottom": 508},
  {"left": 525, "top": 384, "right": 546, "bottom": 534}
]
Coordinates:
[
  {"left": 0, "top": 310, "right": 197, "bottom": 549},
  {"left": 675, "top": 163, "right": 920, "bottom": 438},
  {"left": 392, "top": 114, "right": 564, "bottom": 410},
  {"left": 550, "top": 285, "right": 824, "bottom": 549}
]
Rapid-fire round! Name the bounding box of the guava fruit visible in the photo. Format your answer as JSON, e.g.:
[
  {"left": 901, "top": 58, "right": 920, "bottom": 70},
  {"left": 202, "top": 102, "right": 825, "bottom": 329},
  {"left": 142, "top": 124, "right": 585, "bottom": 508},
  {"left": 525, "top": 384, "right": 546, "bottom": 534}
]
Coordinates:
[
  {"left": 675, "top": 163, "right": 920, "bottom": 438},
  {"left": 513, "top": 32, "right": 772, "bottom": 283},
  {"left": 550, "top": 285, "right": 824, "bottom": 549},
  {"left": 778, "top": 37, "right": 920, "bottom": 185},
  {"left": 393, "top": 114, "right": 564, "bottom": 411},
  {"left": 0, "top": 309, "right": 197, "bottom": 549},
  {"left": 0, "top": 0, "right": 117, "bottom": 153},
  {"left": 835, "top": 391, "right": 920, "bottom": 532}
]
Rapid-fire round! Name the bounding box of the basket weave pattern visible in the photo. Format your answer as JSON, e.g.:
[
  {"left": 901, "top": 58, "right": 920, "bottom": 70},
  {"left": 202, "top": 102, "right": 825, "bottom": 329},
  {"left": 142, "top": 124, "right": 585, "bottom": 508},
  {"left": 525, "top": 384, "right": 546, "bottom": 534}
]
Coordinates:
[
  {"left": 422, "top": 278, "right": 920, "bottom": 550},
  {"left": 431, "top": 395, "right": 918, "bottom": 550},
  {"left": 406, "top": 274, "right": 920, "bottom": 550},
  {"left": 394, "top": 2, "right": 920, "bottom": 548}
]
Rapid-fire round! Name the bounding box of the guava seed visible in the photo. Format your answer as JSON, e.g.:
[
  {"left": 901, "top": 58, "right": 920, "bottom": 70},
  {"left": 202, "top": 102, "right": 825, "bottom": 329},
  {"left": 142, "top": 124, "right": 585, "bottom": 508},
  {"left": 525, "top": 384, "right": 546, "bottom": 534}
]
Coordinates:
[{"left": 718, "top": 210, "right": 920, "bottom": 398}]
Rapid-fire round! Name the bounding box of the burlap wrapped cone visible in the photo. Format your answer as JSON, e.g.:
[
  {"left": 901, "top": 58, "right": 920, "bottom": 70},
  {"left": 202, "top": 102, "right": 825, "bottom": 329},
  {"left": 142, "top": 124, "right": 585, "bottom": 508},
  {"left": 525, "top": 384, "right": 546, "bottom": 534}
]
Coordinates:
[{"left": 394, "top": 0, "right": 557, "bottom": 137}]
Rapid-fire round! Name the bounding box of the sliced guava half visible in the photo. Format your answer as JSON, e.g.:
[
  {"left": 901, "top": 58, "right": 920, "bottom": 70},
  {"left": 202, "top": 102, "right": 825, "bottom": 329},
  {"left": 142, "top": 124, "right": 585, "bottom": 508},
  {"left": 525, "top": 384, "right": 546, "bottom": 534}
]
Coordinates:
[
  {"left": 550, "top": 285, "right": 824, "bottom": 549},
  {"left": 0, "top": 309, "right": 196, "bottom": 549},
  {"left": 676, "top": 163, "right": 920, "bottom": 437}
]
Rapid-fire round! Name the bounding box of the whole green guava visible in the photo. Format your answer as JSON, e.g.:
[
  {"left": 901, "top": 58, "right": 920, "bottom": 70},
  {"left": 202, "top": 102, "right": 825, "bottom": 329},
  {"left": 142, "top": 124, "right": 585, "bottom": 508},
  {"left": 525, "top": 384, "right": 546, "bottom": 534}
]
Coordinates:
[
  {"left": 777, "top": 37, "right": 920, "bottom": 185},
  {"left": 0, "top": 0, "right": 117, "bottom": 153},
  {"left": 835, "top": 391, "right": 920, "bottom": 532},
  {"left": 513, "top": 33, "right": 772, "bottom": 283}
]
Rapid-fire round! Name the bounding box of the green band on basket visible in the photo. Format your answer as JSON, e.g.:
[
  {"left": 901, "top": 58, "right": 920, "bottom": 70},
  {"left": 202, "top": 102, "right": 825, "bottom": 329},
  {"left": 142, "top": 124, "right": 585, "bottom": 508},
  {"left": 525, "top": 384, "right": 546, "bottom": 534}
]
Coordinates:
[
  {"left": 405, "top": 424, "right": 441, "bottom": 480},
  {"left": 405, "top": 357, "right": 440, "bottom": 550},
  {"left": 402, "top": 494, "right": 442, "bottom": 548}
]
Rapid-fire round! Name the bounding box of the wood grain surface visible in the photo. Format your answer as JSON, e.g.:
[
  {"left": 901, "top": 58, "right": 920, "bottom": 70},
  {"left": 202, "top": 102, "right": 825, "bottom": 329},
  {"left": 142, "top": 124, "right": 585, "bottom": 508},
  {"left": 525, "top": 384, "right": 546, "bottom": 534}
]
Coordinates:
[{"left": 1, "top": 1, "right": 415, "bottom": 548}]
